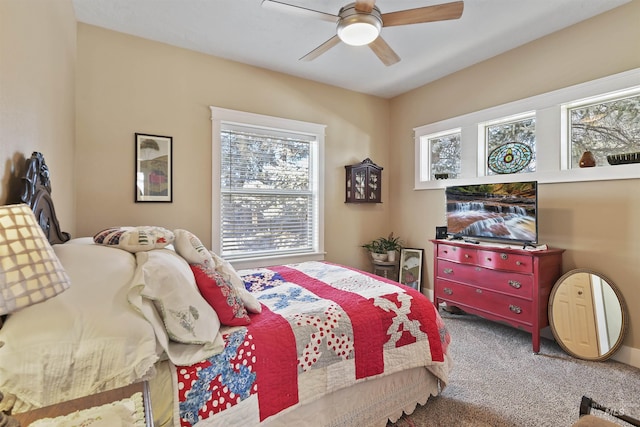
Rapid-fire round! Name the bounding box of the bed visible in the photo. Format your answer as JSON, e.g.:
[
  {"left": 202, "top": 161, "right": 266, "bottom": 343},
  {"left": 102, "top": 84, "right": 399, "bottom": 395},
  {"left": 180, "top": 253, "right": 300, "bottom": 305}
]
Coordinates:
[{"left": 0, "top": 152, "right": 452, "bottom": 426}]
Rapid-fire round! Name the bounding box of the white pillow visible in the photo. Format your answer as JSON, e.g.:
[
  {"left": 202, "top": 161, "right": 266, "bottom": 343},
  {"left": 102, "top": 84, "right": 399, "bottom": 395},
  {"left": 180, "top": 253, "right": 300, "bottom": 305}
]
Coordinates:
[
  {"left": 93, "top": 226, "right": 174, "bottom": 253},
  {"left": 134, "top": 249, "right": 221, "bottom": 346},
  {"left": 128, "top": 249, "right": 224, "bottom": 366},
  {"left": 211, "top": 252, "right": 262, "bottom": 314},
  {"left": 173, "top": 229, "right": 214, "bottom": 267}
]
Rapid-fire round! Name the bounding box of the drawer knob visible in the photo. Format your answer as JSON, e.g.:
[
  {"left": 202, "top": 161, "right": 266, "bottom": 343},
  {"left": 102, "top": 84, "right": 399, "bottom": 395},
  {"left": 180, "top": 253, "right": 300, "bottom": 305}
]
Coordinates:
[
  {"left": 516, "top": 261, "right": 522, "bottom": 266},
  {"left": 486, "top": 257, "right": 492, "bottom": 262},
  {"left": 443, "top": 268, "right": 453, "bottom": 274},
  {"left": 444, "top": 288, "right": 453, "bottom": 295},
  {"left": 508, "top": 280, "right": 522, "bottom": 289},
  {"left": 501, "top": 253, "right": 508, "bottom": 260},
  {"left": 509, "top": 304, "right": 522, "bottom": 314},
  {"left": 464, "top": 254, "right": 470, "bottom": 259},
  {"left": 476, "top": 289, "right": 482, "bottom": 294}
]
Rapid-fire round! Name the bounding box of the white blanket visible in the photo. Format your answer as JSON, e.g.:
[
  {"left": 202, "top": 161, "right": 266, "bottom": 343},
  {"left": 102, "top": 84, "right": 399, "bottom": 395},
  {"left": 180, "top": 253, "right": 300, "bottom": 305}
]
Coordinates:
[{"left": 0, "top": 239, "right": 159, "bottom": 412}]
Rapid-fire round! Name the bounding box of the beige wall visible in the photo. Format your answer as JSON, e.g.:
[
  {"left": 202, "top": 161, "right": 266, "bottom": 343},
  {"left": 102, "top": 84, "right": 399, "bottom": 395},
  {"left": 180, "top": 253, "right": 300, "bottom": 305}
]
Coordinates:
[
  {"left": 3, "top": 0, "right": 638, "bottom": 360},
  {"left": 0, "top": 0, "right": 76, "bottom": 230},
  {"left": 390, "top": 1, "right": 640, "bottom": 354},
  {"left": 75, "top": 24, "right": 391, "bottom": 271}
]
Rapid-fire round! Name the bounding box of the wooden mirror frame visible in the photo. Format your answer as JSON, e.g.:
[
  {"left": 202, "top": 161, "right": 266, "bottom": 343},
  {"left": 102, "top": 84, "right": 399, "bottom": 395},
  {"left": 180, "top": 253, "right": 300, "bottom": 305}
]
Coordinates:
[{"left": 548, "top": 268, "right": 627, "bottom": 361}]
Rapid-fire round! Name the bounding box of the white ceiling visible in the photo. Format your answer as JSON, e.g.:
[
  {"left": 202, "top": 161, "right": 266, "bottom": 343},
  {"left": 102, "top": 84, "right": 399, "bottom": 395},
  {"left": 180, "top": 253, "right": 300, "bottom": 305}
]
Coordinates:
[{"left": 72, "top": 0, "right": 630, "bottom": 99}]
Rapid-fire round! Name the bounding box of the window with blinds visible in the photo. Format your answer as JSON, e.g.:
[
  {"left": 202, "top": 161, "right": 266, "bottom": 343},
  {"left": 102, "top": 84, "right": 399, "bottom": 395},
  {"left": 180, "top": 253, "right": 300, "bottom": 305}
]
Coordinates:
[{"left": 219, "top": 123, "right": 319, "bottom": 260}]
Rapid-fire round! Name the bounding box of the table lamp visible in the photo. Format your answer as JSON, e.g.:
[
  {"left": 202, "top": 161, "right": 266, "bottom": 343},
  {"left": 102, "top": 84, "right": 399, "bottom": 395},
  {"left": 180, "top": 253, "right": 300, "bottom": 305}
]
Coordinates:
[{"left": 0, "top": 204, "right": 71, "bottom": 426}]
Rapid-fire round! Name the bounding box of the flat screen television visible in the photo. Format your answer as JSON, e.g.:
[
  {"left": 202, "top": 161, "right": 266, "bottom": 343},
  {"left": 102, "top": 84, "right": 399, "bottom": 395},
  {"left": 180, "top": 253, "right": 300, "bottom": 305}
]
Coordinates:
[{"left": 445, "top": 181, "right": 538, "bottom": 245}]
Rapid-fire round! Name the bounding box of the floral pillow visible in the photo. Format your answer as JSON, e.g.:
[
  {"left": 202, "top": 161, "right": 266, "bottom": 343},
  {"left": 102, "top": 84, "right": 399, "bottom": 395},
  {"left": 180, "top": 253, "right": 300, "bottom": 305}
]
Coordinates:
[
  {"left": 211, "top": 253, "right": 262, "bottom": 314},
  {"left": 93, "top": 226, "right": 174, "bottom": 253},
  {"left": 173, "top": 229, "right": 214, "bottom": 267},
  {"left": 190, "top": 264, "right": 251, "bottom": 326},
  {"left": 171, "top": 228, "right": 261, "bottom": 314}
]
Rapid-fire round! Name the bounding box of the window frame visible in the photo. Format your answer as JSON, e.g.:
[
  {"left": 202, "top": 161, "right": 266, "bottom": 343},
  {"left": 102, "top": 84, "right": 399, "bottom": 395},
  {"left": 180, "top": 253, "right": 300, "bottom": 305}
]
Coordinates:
[
  {"left": 562, "top": 87, "right": 640, "bottom": 170},
  {"left": 479, "top": 111, "right": 537, "bottom": 177},
  {"left": 419, "top": 128, "right": 462, "bottom": 181},
  {"left": 414, "top": 68, "right": 640, "bottom": 190},
  {"left": 211, "top": 106, "right": 326, "bottom": 269}
]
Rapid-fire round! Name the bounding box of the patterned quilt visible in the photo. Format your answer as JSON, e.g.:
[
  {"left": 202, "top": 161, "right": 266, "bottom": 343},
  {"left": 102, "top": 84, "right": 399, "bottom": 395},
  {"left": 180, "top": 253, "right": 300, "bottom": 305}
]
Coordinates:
[{"left": 173, "top": 261, "right": 451, "bottom": 426}]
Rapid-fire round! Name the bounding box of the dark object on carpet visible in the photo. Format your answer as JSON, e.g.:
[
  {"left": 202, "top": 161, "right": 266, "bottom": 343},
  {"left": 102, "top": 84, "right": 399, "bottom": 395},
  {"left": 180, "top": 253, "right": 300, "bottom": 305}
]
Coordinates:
[
  {"left": 441, "top": 304, "right": 465, "bottom": 315},
  {"left": 580, "top": 396, "right": 640, "bottom": 426}
]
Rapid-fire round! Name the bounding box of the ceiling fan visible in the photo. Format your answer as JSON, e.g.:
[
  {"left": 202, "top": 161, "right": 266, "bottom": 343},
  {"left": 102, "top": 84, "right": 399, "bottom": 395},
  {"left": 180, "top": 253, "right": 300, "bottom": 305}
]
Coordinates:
[{"left": 261, "top": 0, "right": 464, "bottom": 66}]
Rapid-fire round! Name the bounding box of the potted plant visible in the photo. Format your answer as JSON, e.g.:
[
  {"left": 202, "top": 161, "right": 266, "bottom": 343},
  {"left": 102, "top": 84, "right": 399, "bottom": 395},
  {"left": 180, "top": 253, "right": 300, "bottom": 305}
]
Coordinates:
[
  {"left": 379, "top": 232, "right": 403, "bottom": 262},
  {"left": 362, "top": 233, "right": 403, "bottom": 262},
  {"left": 361, "top": 238, "right": 388, "bottom": 261}
]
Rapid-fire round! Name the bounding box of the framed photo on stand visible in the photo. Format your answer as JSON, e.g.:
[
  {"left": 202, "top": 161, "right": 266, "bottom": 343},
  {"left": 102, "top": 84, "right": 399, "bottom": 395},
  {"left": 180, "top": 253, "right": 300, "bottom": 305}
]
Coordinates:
[
  {"left": 135, "top": 133, "right": 173, "bottom": 202},
  {"left": 399, "top": 248, "right": 424, "bottom": 291}
]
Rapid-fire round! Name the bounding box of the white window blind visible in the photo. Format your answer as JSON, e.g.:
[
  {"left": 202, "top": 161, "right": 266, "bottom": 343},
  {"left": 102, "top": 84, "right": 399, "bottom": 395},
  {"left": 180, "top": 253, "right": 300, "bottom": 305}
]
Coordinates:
[{"left": 220, "top": 123, "right": 318, "bottom": 259}]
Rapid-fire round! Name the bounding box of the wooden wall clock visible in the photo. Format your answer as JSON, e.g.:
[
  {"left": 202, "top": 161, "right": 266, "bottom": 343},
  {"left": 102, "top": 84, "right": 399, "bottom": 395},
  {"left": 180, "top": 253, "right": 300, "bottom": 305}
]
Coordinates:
[{"left": 345, "top": 158, "right": 382, "bottom": 203}]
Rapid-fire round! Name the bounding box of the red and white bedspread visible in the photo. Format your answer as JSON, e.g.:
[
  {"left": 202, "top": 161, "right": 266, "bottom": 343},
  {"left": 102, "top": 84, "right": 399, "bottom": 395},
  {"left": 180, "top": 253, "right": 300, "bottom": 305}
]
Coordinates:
[{"left": 173, "top": 261, "right": 452, "bottom": 427}]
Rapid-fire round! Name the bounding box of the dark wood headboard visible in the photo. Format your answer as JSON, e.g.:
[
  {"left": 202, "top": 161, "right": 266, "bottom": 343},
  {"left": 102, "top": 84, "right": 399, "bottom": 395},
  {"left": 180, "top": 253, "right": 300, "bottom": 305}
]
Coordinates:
[{"left": 18, "top": 152, "right": 70, "bottom": 244}]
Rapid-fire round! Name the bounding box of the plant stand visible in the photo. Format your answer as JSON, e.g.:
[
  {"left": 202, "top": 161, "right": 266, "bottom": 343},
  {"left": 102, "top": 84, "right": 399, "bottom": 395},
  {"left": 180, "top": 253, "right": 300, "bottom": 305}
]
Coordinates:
[{"left": 371, "top": 259, "right": 398, "bottom": 280}]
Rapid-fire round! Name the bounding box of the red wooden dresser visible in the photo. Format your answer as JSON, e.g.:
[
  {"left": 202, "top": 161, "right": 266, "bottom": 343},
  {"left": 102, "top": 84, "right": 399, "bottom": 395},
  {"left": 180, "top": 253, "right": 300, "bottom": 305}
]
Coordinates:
[{"left": 431, "top": 239, "right": 564, "bottom": 353}]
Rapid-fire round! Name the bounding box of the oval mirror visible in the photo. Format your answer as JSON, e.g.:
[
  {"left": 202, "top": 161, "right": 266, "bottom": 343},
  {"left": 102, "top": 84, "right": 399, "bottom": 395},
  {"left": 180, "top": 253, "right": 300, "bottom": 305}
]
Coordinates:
[{"left": 549, "top": 269, "right": 627, "bottom": 361}]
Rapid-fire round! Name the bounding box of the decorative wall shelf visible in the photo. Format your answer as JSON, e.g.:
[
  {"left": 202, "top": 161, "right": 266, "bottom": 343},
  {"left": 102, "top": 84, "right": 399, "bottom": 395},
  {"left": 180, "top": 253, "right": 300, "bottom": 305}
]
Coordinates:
[{"left": 345, "top": 158, "right": 382, "bottom": 203}]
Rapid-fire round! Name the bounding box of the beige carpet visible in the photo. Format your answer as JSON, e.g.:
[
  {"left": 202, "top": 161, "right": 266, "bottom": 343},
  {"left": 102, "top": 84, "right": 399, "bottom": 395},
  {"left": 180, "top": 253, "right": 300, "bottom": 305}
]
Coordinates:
[{"left": 389, "top": 312, "right": 640, "bottom": 427}]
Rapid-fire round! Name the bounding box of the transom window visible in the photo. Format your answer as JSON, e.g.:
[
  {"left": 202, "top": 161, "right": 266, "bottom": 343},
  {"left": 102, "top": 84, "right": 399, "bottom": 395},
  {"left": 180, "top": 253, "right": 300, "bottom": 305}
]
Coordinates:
[
  {"left": 484, "top": 114, "right": 536, "bottom": 176},
  {"left": 424, "top": 130, "right": 461, "bottom": 180},
  {"left": 413, "top": 68, "right": 640, "bottom": 189},
  {"left": 567, "top": 92, "right": 640, "bottom": 168}
]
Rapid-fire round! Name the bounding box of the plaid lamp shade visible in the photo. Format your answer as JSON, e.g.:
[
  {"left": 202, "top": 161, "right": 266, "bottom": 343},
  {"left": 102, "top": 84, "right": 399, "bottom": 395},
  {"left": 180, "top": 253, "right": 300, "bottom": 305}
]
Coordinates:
[{"left": 0, "top": 204, "right": 70, "bottom": 315}]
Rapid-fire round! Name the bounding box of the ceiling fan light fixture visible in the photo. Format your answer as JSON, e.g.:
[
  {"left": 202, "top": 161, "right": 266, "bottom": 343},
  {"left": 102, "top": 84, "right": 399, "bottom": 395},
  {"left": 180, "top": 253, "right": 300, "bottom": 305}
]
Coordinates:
[{"left": 336, "top": 5, "right": 382, "bottom": 46}]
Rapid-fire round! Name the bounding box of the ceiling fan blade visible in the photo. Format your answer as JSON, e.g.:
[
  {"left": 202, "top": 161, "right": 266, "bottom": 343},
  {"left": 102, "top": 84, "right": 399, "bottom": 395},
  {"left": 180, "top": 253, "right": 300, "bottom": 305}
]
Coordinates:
[
  {"left": 381, "top": 1, "right": 464, "bottom": 27},
  {"left": 369, "top": 36, "right": 400, "bottom": 66},
  {"left": 300, "top": 35, "right": 341, "bottom": 62},
  {"left": 261, "top": 0, "right": 339, "bottom": 23},
  {"left": 355, "top": 0, "right": 376, "bottom": 13}
]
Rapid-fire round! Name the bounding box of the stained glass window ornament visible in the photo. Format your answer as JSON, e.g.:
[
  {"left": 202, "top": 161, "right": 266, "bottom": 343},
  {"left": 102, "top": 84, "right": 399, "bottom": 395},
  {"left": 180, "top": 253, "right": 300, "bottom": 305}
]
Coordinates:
[{"left": 487, "top": 141, "right": 533, "bottom": 174}]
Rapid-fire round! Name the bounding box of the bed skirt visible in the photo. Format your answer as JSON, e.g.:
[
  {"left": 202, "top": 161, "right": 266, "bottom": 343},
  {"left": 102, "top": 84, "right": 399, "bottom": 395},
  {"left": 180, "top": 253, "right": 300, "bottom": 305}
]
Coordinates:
[{"left": 149, "top": 359, "right": 447, "bottom": 427}]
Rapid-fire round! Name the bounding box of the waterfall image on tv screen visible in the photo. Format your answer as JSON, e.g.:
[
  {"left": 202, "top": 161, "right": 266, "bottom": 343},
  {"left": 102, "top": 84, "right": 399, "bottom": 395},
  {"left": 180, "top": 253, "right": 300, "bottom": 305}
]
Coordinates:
[{"left": 445, "top": 181, "right": 538, "bottom": 244}]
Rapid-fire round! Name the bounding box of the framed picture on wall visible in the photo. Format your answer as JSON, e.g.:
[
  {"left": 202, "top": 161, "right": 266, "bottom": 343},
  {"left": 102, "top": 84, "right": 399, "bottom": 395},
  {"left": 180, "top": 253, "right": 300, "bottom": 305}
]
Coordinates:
[
  {"left": 135, "top": 133, "right": 173, "bottom": 202},
  {"left": 399, "top": 248, "right": 424, "bottom": 291}
]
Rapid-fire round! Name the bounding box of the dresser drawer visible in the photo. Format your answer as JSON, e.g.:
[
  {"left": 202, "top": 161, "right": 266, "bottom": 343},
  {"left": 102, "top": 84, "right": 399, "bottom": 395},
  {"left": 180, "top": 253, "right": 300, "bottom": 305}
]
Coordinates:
[
  {"left": 436, "top": 259, "right": 533, "bottom": 299},
  {"left": 437, "top": 244, "right": 478, "bottom": 265},
  {"left": 435, "top": 279, "right": 533, "bottom": 325},
  {"left": 476, "top": 249, "right": 533, "bottom": 273}
]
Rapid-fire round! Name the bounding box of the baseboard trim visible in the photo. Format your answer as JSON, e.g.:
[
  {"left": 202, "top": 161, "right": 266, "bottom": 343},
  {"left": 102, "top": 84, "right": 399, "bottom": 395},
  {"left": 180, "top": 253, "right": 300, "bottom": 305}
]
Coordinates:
[
  {"left": 424, "top": 288, "right": 434, "bottom": 302},
  {"left": 611, "top": 345, "right": 640, "bottom": 369}
]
